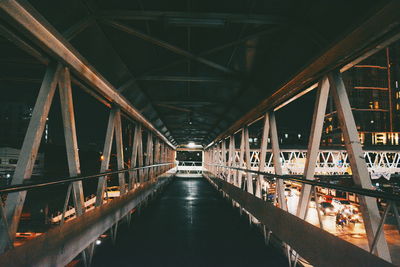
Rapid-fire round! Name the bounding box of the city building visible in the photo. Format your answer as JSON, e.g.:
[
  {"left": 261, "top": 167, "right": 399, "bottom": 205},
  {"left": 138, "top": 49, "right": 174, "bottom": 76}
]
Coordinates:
[
  {"left": 0, "top": 102, "right": 49, "bottom": 147},
  {"left": 0, "top": 147, "right": 44, "bottom": 182},
  {"left": 323, "top": 44, "right": 400, "bottom": 146}
]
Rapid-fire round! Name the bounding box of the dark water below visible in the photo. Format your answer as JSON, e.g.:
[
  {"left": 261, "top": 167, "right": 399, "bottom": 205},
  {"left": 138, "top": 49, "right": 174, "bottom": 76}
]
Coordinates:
[{"left": 91, "top": 177, "right": 288, "bottom": 267}]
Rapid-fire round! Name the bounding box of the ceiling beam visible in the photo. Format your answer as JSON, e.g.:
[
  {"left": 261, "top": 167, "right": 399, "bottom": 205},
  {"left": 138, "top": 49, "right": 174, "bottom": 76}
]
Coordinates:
[
  {"left": 0, "top": 0, "right": 175, "bottom": 148},
  {"left": 62, "top": 16, "right": 95, "bottom": 41},
  {"left": 101, "top": 19, "right": 236, "bottom": 74},
  {"left": 98, "top": 10, "right": 286, "bottom": 25},
  {"left": 142, "top": 26, "right": 279, "bottom": 75},
  {"left": 136, "top": 75, "right": 240, "bottom": 83},
  {"left": 209, "top": 1, "right": 400, "bottom": 145}
]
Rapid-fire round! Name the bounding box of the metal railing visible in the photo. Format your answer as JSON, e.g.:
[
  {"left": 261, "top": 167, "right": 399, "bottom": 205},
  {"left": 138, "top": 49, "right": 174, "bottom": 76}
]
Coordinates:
[
  {"left": 176, "top": 161, "right": 203, "bottom": 175},
  {"left": 0, "top": 163, "right": 174, "bottom": 194},
  {"left": 0, "top": 162, "right": 175, "bottom": 249},
  {"left": 204, "top": 162, "right": 400, "bottom": 266}
]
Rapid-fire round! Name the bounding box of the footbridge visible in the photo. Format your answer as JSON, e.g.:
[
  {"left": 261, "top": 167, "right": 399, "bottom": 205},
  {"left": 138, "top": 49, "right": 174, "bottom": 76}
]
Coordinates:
[{"left": 0, "top": 1, "right": 400, "bottom": 266}]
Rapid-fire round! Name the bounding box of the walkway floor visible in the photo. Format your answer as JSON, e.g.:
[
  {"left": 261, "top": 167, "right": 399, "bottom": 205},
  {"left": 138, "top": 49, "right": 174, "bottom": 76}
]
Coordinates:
[{"left": 90, "top": 177, "right": 288, "bottom": 267}]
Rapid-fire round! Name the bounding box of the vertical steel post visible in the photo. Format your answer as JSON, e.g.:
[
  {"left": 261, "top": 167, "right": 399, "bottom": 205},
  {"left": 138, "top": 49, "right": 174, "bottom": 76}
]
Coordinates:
[
  {"left": 257, "top": 113, "right": 270, "bottom": 198},
  {"left": 238, "top": 129, "right": 245, "bottom": 189},
  {"left": 114, "top": 108, "right": 126, "bottom": 195},
  {"left": 228, "top": 135, "right": 235, "bottom": 183},
  {"left": 154, "top": 138, "right": 160, "bottom": 177},
  {"left": 269, "top": 112, "right": 287, "bottom": 211},
  {"left": 129, "top": 124, "right": 139, "bottom": 189},
  {"left": 95, "top": 108, "right": 117, "bottom": 207},
  {"left": 244, "top": 127, "right": 254, "bottom": 194},
  {"left": 146, "top": 133, "right": 153, "bottom": 181},
  {"left": 0, "top": 63, "right": 61, "bottom": 252},
  {"left": 296, "top": 77, "right": 330, "bottom": 218},
  {"left": 58, "top": 66, "right": 85, "bottom": 216},
  {"left": 137, "top": 126, "right": 144, "bottom": 183},
  {"left": 221, "top": 139, "right": 226, "bottom": 179},
  {"left": 328, "top": 71, "right": 391, "bottom": 262}
]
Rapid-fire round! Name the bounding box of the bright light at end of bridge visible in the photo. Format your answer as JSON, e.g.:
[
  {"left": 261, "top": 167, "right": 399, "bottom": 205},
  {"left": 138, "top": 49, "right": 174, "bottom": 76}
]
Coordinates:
[{"left": 187, "top": 142, "right": 196, "bottom": 148}]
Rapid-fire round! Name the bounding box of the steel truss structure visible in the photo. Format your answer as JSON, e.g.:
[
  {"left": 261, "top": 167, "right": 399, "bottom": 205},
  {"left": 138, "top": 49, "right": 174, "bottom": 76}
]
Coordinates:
[
  {"left": 231, "top": 148, "right": 400, "bottom": 178},
  {"left": 0, "top": 63, "right": 175, "bottom": 265},
  {"left": 204, "top": 72, "right": 399, "bottom": 265},
  {"left": 0, "top": 1, "right": 176, "bottom": 265}
]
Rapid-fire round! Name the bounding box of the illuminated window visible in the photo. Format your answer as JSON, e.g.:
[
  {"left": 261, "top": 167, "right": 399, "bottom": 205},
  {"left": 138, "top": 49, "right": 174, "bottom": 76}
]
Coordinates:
[
  {"left": 388, "top": 133, "right": 399, "bottom": 145},
  {"left": 373, "top": 133, "right": 386, "bottom": 145},
  {"left": 359, "top": 133, "right": 364, "bottom": 144},
  {"left": 397, "top": 103, "right": 400, "bottom": 110},
  {"left": 374, "top": 101, "right": 379, "bottom": 109}
]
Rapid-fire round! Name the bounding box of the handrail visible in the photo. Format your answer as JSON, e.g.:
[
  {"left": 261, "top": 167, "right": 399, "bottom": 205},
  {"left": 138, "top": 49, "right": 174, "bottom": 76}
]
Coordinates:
[
  {"left": 205, "top": 163, "right": 400, "bottom": 202},
  {"left": 0, "top": 163, "right": 174, "bottom": 194}
]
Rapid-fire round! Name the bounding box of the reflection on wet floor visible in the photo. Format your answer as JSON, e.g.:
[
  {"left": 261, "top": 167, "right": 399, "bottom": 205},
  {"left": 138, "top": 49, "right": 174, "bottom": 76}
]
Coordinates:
[{"left": 91, "top": 178, "right": 288, "bottom": 267}]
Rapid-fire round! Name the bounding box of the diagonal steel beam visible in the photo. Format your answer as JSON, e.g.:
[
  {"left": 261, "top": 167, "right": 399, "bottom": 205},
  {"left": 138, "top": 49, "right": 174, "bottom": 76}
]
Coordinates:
[
  {"left": 0, "top": 0, "right": 175, "bottom": 148},
  {"left": 62, "top": 16, "right": 95, "bottom": 41},
  {"left": 99, "top": 10, "right": 286, "bottom": 25},
  {"left": 101, "top": 19, "right": 236, "bottom": 74},
  {"left": 136, "top": 75, "right": 240, "bottom": 83},
  {"left": 209, "top": 1, "right": 400, "bottom": 145},
  {"left": 142, "top": 26, "right": 278, "bottom": 75}
]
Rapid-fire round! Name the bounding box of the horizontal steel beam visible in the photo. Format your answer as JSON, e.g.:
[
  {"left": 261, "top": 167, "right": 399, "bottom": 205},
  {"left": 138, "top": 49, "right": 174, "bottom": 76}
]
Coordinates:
[
  {"left": 203, "top": 173, "right": 393, "bottom": 267},
  {"left": 0, "top": 0, "right": 175, "bottom": 149},
  {"left": 136, "top": 75, "right": 239, "bottom": 83},
  {"left": 98, "top": 10, "right": 286, "bottom": 25},
  {"left": 211, "top": 1, "right": 400, "bottom": 144},
  {"left": 0, "top": 176, "right": 173, "bottom": 266},
  {"left": 101, "top": 19, "right": 235, "bottom": 74}
]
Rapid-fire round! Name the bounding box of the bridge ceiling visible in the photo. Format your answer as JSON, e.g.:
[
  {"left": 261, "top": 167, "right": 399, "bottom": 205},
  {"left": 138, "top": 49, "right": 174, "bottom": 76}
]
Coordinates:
[{"left": 0, "top": 0, "right": 392, "bottom": 146}]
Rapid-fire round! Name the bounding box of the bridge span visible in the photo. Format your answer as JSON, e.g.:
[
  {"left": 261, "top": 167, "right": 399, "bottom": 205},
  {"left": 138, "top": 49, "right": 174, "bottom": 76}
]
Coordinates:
[{"left": 0, "top": 0, "right": 400, "bottom": 266}]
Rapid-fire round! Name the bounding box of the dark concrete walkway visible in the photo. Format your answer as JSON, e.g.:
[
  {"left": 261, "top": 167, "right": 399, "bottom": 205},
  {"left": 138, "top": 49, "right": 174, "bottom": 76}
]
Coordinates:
[{"left": 91, "top": 177, "right": 288, "bottom": 267}]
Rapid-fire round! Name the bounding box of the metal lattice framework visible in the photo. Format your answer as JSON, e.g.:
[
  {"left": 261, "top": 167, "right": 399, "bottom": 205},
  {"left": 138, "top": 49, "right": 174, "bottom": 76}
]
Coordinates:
[
  {"left": 228, "top": 149, "right": 400, "bottom": 178},
  {"left": 204, "top": 72, "right": 399, "bottom": 265}
]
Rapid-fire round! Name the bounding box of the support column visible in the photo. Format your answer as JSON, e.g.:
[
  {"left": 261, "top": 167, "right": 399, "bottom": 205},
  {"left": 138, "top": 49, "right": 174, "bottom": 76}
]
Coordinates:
[
  {"left": 244, "top": 127, "right": 253, "bottom": 194},
  {"left": 95, "top": 108, "right": 117, "bottom": 207},
  {"left": 221, "top": 139, "right": 226, "bottom": 179},
  {"left": 296, "top": 77, "right": 330, "bottom": 219},
  {"left": 238, "top": 129, "right": 245, "bottom": 189},
  {"left": 58, "top": 66, "right": 85, "bottom": 216},
  {"left": 114, "top": 108, "right": 126, "bottom": 195},
  {"left": 328, "top": 71, "right": 391, "bottom": 262},
  {"left": 154, "top": 138, "right": 160, "bottom": 177},
  {"left": 0, "top": 63, "right": 61, "bottom": 252},
  {"left": 146, "top": 133, "right": 153, "bottom": 181},
  {"left": 228, "top": 135, "right": 235, "bottom": 184},
  {"left": 257, "top": 113, "right": 270, "bottom": 198},
  {"left": 269, "top": 113, "right": 287, "bottom": 211},
  {"left": 137, "top": 126, "right": 144, "bottom": 182}
]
